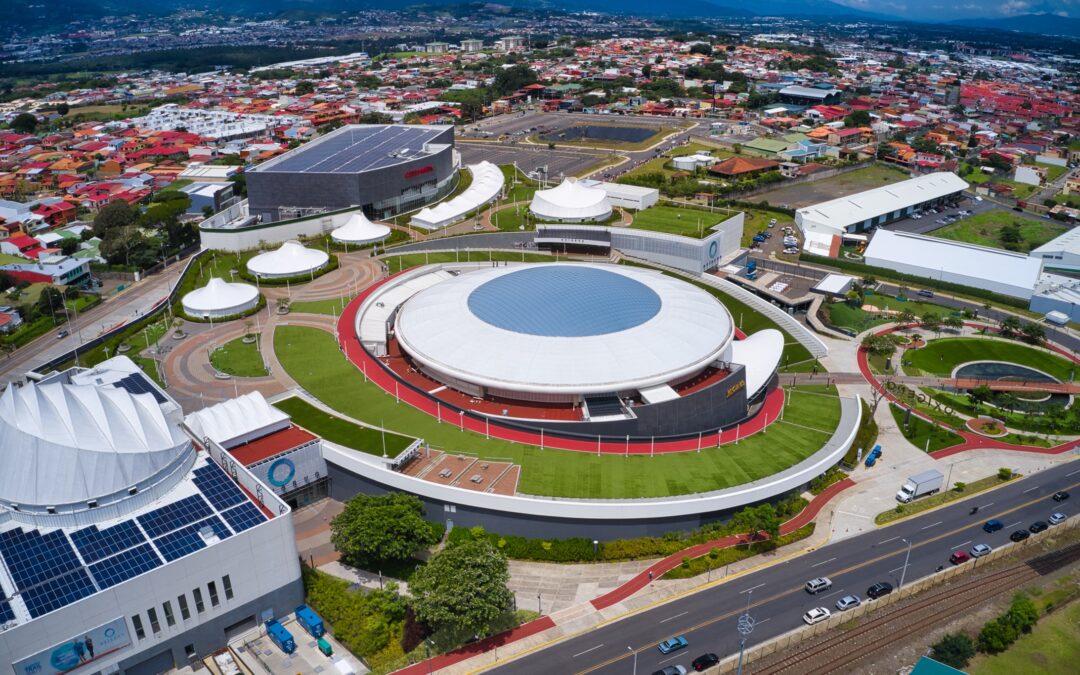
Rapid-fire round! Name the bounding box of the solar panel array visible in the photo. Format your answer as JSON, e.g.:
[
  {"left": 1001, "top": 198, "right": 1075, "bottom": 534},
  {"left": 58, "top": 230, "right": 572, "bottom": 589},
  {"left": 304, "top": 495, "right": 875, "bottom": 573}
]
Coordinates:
[
  {"left": 221, "top": 502, "right": 267, "bottom": 534},
  {"left": 0, "top": 460, "right": 269, "bottom": 621},
  {"left": 113, "top": 372, "right": 167, "bottom": 404},
  {"left": 154, "top": 517, "right": 231, "bottom": 563},
  {"left": 137, "top": 494, "right": 214, "bottom": 538},
  {"left": 261, "top": 125, "right": 446, "bottom": 174},
  {"left": 193, "top": 462, "right": 246, "bottom": 511},
  {"left": 89, "top": 544, "right": 163, "bottom": 589},
  {"left": 70, "top": 521, "right": 147, "bottom": 564}
]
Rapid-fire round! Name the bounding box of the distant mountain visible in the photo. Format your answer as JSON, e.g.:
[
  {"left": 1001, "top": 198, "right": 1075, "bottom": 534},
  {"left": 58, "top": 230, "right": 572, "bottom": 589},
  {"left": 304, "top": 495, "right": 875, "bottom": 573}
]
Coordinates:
[{"left": 950, "top": 13, "right": 1080, "bottom": 38}]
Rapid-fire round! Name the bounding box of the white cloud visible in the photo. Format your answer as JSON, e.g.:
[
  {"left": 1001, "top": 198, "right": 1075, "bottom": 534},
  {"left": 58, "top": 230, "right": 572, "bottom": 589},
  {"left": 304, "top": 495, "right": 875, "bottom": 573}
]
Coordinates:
[{"left": 999, "top": 0, "right": 1031, "bottom": 14}]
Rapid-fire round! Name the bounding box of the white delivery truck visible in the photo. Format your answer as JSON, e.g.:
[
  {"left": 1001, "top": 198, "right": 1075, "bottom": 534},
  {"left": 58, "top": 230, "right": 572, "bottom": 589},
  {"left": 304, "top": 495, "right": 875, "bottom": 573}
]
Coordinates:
[{"left": 896, "top": 469, "right": 944, "bottom": 503}]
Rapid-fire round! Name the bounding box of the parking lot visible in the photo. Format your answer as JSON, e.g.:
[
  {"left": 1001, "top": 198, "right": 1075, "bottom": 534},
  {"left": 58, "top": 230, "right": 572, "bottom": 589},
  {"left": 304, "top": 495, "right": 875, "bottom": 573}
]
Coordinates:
[
  {"left": 879, "top": 195, "right": 994, "bottom": 235},
  {"left": 457, "top": 141, "right": 607, "bottom": 180}
]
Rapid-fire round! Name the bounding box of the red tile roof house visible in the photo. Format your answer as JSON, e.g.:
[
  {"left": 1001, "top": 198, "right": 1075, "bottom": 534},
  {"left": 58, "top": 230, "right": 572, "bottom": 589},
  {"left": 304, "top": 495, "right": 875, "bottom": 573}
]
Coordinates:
[
  {"left": 31, "top": 200, "right": 77, "bottom": 228},
  {"left": 0, "top": 234, "right": 44, "bottom": 259},
  {"left": 707, "top": 156, "right": 781, "bottom": 177}
]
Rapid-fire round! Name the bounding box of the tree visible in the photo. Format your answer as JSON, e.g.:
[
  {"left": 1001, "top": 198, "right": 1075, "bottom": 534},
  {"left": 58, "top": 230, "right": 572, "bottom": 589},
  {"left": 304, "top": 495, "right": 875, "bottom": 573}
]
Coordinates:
[
  {"left": 37, "top": 286, "right": 65, "bottom": 318},
  {"left": 861, "top": 334, "right": 897, "bottom": 359},
  {"left": 492, "top": 64, "right": 538, "bottom": 96},
  {"left": 999, "top": 315, "right": 1021, "bottom": 336},
  {"left": 920, "top": 312, "right": 941, "bottom": 334},
  {"left": 999, "top": 223, "right": 1022, "bottom": 250},
  {"left": 294, "top": 80, "right": 316, "bottom": 95},
  {"left": 897, "top": 309, "right": 917, "bottom": 325},
  {"left": 931, "top": 633, "right": 975, "bottom": 669},
  {"left": 330, "top": 493, "right": 439, "bottom": 569},
  {"left": 1004, "top": 594, "right": 1038, "bottom": 634},
  {"left": 732, "top": 503, "right": 780, "bottom": 547},
  {"left": 942, "top": 314, "right": 963, "bottom": 332},
  {"left": 59, "top": 238, "right": 79, "bottom": 256},
  {"left": 56, "top": 103, "right": 69, "bottom": 116},
  {"left": 689, "top": 43, "right": 713, "bottom": 56},
  {"left": 844, "top": 110, "right": 871, "bottom": 128},
  {"left": 1020, "top": 322, "right": 1045, "bottom": 344},
  {"left": 92, "top": 199, "right": 136, "bottom": 236},
  {"left": 410, "top": 540, "right": 513, "bottom": 641},
  {"left": 10, "top": 112, "right": 38, "bottom": 134},
  {"left": 968, "top": 384, "right": 994, "bottom": 409},
  {"left": 978, "top": 617, "right": 1017, "bottom": 653}
]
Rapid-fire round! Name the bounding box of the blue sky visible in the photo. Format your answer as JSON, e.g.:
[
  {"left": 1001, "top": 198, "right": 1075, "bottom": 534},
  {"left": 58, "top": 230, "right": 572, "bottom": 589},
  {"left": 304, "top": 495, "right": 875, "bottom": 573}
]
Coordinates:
[{"left": 833, "top": 0, "right": 1077, "bottom": 20}]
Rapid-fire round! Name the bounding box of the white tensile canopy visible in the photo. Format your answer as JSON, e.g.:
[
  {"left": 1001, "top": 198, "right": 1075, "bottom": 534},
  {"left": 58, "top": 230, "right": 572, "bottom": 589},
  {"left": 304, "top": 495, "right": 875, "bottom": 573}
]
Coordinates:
[
  {"left": 529, "top": 178, "right": 612, "bottom": 222},
  {"left": 411, "top": 161, "right": 505, "bottom": 230},
  {"left": 246, "top": 240, "right": 329, "bottom": 278},
  {"left": 331, "top": 211, "right": 392, "bottom": 245},
  {"left": 181, "top": 277, "right": 260, "bottom": 318}
]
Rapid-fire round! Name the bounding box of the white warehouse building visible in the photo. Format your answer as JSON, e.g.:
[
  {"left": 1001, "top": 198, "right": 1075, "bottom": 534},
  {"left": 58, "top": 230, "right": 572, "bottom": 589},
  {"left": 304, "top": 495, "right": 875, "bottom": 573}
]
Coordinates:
[
  {"left": 864, "top": 229, "right": 1044, "bottom": 300},
  {"left": 796, "top": 172, "right": 969, "bottom": 238},
  {"left": 1029, "top": 226, "right": 1080, "bottom": 272},
  {"left": 0, "top": 356, "right": 302, "bottom": 675}
]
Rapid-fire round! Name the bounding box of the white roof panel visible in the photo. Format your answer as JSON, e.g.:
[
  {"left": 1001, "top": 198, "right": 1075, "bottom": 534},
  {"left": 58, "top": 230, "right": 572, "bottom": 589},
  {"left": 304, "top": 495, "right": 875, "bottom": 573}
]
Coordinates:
[{"left": 798, "top": 172, "right": 969, "bottom": 233}]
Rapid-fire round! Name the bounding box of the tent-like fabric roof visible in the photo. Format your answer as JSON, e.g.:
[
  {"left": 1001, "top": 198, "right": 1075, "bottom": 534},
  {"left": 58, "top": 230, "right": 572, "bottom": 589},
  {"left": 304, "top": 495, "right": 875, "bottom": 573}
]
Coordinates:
[
  {"left": 411, "top": 161, "right": 504, "bottom": 230},
  {"left": 331, "top": 211, "right": 392, "bottom": 245},
  {"left": 184, "top": 391, "right": 291, "bottom": 449},
  {"left": 181, "top": 277, "right": 259, "bottom": 314},
  {"left": 246, "top": 240, "right": 329, "bottom": 277},
  {"left": 729, "top": 329, "right": 784, "bottom": 396},
  {"left": 0, "top": 378, "right": 190, "bottom": 507},
  {"left": 530, "top": 178, "right": 612, "bottom": 222}
]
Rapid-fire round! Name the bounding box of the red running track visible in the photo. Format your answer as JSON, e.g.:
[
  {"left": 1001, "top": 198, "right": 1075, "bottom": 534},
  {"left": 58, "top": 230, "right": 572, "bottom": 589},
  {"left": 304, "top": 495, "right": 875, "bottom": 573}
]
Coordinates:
[
  {"left": 856, "top": 323, "right": 1080, "bottom": 459},
  {"left": 392, "top": 614, "right": 557, "bottom": 675},
  {"left": 336, "top": 272, "right": 784, "bottom": 454}
]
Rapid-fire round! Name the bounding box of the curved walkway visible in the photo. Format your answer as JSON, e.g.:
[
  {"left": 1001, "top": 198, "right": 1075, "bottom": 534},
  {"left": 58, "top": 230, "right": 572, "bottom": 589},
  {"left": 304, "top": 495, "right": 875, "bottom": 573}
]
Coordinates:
[
  {"left": 856, "top": 322, "right": 1080, "bottom": 458},
  {"left": 335, "top": 271, "right": 788, "bottom": 454}
]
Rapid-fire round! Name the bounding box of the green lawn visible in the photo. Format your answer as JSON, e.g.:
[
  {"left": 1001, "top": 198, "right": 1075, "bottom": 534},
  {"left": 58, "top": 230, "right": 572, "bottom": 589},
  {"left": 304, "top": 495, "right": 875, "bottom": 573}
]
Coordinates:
[
  {"left": 904, "top": 337, "right": 1077, "bottom": 381},
  {"left": 754, "top": 164, "right": 910, "bottom": 210},
  {"left": 630, "top": 205, "right": 725, "bottom": 238},
  {"left": 931, "top": 209, "right": 1069, "bottom": 253},
  {"left": 273, "top": 326, "right": 841, "bottom": 499},
  {"left": 500, "top": 164, "right": 540, "bottom": 204},
  {"left": 875, "top": 473, "right": 1014, "bottom": 525},
  {"left": 189, "top": 249, "right": 257, "bottom": 288},
  {"left": 490, "top": 203, "right": 533, "bottom": 231},
  {"left": 969, "top": 598, "right": 1080, "bottom": 675},
  {"left": 822, "top": 295, "right": 952, "bottom": 333},
  {"left": 210, "top": 337, "right": 267, "bottom": 377},
  {"left": 889, "top": 403, "right": 965, "bottom": 453},
  {"left": 273, "top": 396, "right": 414, "bottom": 457},
  {"left": 289, "top": 296, "right": 353, "bottom": 316}
]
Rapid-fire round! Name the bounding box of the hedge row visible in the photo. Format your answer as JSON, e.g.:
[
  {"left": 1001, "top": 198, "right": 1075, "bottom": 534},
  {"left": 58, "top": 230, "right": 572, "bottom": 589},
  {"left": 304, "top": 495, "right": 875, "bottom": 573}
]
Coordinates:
[
  {"left": 845, "top": 398, "right": 879, "bottom": 467},
  {"left": 800, "top": 253, "right": 1028, "bottom": 309},
  {"left": 663, "top": 524, "right": 815, "bottom": 580},
  {"left": 446, "top": 495, "right": 810, "bottom": 563}
]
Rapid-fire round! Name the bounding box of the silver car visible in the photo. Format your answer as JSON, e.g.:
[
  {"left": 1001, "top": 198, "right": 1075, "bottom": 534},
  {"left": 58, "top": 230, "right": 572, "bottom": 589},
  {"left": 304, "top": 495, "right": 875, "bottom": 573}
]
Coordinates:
[
  {"left": 970, "top": 544, "right": 992, "bottom": 557},
  {"left": 1049, "top": 512, "right": 1067, "bottom": 525},
  {"left": 835, "top": 594, "right": 861, "bottom": 611}
]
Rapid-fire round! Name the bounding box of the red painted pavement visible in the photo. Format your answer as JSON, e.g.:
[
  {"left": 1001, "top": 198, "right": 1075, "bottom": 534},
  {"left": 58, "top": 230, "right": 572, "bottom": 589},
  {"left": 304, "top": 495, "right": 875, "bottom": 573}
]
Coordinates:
[
  {"left": 392, "top": 615, "right": 556, "bottom": 675},
  {"left": 857, "top": 323, "right": 1080, "bottom": 458},
  {"left": 335, "top": 273, "right": 785, "bottom": 454},
  {"left": 589, "top": 477, "right": 856, "bottom": 610}
]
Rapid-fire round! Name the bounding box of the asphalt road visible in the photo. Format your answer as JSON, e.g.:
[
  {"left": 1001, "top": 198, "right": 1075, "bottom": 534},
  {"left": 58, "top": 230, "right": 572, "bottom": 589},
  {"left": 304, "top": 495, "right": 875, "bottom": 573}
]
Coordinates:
[{"left": 488, "top": 459, "right": 1080, "bottom": 675}]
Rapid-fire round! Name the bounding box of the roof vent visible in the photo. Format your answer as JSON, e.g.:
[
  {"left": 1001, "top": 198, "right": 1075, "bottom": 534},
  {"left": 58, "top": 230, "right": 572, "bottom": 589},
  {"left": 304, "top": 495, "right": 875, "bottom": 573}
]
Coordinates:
[
  {"left": 128, "top": 486, "right": 138, "bottom": 496},
  {"left": 46, "top": 506, "right": 56, "bottom": 515}
]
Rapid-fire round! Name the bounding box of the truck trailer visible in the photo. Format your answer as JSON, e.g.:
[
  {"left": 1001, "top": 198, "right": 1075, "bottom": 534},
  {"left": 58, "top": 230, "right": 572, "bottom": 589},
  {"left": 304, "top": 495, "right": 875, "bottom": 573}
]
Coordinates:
[{"left": 896, "top": 469, "right": 944, "bottom": 503}]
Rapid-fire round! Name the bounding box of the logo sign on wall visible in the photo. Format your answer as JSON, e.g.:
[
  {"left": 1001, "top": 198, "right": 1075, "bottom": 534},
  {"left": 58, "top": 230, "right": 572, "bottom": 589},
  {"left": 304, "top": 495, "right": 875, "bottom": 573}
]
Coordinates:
[
  {"left": 14, "top": 617, "right": 131, "bottom": 675},
  {"left": 404, "top": 165, "right": 434, "bottom": 179},
  {"left": 267, "top": 457, "right": 297, "bottom": 487}
]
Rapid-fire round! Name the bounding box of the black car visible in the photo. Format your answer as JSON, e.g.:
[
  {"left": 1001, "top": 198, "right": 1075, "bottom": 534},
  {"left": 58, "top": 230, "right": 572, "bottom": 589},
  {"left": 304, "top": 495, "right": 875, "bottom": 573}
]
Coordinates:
[
  {"left": 867, "top": 582, "right": 894, "bottom": 599},
  {"left": 1010, "top": 530, "right": 1031, "bottom": 542},
  {"left": 692, "top": 653, "right": 720, "bottom": 671},
  {"left": 1030, "top": 521, "right": 1049, "bottom": 533},
  {"left": 1053, "top": 491, "right": 1070, "bottom": 502}
]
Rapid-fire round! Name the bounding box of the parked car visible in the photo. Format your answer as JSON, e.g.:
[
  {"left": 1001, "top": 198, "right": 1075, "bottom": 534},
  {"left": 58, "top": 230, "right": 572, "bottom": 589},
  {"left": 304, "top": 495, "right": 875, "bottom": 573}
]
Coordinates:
[
  {"left": 1049, "top": 512, "right": 1067, "bottom": 525},
  {"left": 971, "top": 544, "right": 992, "bottom": 557},
  {"left": 950, "top": 551, "right": 971, "bottom": 565},
  {"left": 983, "top": 519, "right": 1004, "bottom": 533},
  {"left": 56, "top": 330, "right": 69, "bottom": 339},
  {"left": 835, "top": 595, "right": 861, "bottom": 611},
  {"left": 658, "top": 636, "right": 689, "bottom": 654},
  {"left": 805, "top": 577, "right": 832, "bottom": 594},
  {"left": 1029, "top": 521, "right": 1049, "bottom": 534},
  {"left": 867, "top": 582, "right": 894, "bottom": 599},
  {"left": 652, "top": 667, "right": 687, "bottom": 675},
  {"left": 803, "top": 607, "right": 831, "bottom": 625},
  {"left": 1010, "top": 530, "right": 1031, "bottom": 542},
  {"left": 752, "top": 235, "right": 766, "bottom": 243},
  {"left": 1053, "top": 491, "right": 1070, "bottom": 502},
  {"left": 691, "top": 653, "right": 720, "bottom": 671}
]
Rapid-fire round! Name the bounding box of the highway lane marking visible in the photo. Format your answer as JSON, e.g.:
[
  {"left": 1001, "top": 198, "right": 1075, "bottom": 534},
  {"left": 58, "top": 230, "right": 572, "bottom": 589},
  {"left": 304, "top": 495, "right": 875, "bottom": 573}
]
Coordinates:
[
  {"left": 877, "top": 537, "right": 900, "bottom": 545},
  {"left": 1024, "top": 486, "right": 1040, "bottom": 493},
  {"left": 660, "top": 612, "right": 688, "bottom": 624},
  {"left": 572, "top": 645, "right": 604, "bottom": 658},
  {"left": 741, "top": 584, "right": 766, "bottom": 594},
  {"left": 657, "top": 654, "right": 682, "bottom": 665},
  {"left": 951, "top": 540, "right": 971, "bottom": 550},
  {"left": 1007, "top": 521, "right": 1022, "bottom": 528},
  {"left": 811, "top": 557, "right": 837, "bottom": 568},
  {"left": 1068, "top": 469, "right": 1080, "bottom": 477},
  {"left": 979, "top": 502, "right": 994, "bottom": 509},
  {"left": 921, "top": 521, "right": 943, "bottom": 530},
  {"left": 483, "top": 477, "right": 1080, "bottom": 675},
  {"left": 820, "top": 589, "right": 843, "bottom": 600},
  {"left": 755, "top": 617, "right": 772, "bottom": 625}
]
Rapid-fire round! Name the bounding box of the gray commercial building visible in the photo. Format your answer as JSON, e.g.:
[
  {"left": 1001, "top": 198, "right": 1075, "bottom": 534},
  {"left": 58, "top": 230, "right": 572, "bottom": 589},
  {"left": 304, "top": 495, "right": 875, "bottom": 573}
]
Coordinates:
[{"left": 247, "top": 124, "right": 458, "bottom": 223}]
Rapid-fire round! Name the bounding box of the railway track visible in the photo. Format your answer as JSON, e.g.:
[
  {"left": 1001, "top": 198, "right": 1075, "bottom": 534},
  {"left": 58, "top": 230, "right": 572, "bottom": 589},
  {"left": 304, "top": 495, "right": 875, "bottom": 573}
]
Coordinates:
[{"left": 751, "top": 542, "right": 1080, "bottom": 675}]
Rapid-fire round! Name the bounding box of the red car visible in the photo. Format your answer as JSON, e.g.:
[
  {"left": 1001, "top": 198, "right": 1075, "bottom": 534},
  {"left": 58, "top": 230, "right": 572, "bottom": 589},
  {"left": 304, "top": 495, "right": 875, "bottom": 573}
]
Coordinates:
[{"left": 950, "top": 551, "right": 971, "bottom": 565}]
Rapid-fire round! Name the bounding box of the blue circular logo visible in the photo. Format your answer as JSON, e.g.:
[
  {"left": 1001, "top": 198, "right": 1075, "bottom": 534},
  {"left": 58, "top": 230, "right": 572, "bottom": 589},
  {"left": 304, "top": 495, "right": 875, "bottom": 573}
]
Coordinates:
[
  {"left": 709, "top": 241, "right": 718, "bottom": 258},
  {"left": 268, "top": 458, "right": 296, "bottom": 487}
]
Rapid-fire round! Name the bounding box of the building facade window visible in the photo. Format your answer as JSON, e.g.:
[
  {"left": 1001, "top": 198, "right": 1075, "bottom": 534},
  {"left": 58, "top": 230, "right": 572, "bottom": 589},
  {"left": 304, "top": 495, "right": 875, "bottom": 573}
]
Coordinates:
[
  {"left": 132, "top": 614, "right": 146, "bottom": 640},
  {"left": 147, "top": 607, "right": 161, "bottom": 634},
  {"left": 178, "top": 594, "right": 191, "bottom": 620},
  {"left": 193, "top": 588, "right": 205, "bottom": 613},
  {"left": 222, "top": 575, "right": 234, "bottom": 600},
  {"left": 163, "top": 601, "right": 176, "bottom": 627},
  {"left": 208, "top": 581, "right": 220, "bottom": 607}
]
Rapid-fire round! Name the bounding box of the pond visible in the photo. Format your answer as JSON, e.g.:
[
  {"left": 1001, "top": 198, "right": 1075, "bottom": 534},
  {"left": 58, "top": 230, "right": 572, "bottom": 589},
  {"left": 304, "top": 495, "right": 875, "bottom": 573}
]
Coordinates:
[
  {"left": 540, "top": 125, "right": 657, "bottom": 144},
  {"left": 954, "top": 361, "right": 1071, "bottom": 409}
]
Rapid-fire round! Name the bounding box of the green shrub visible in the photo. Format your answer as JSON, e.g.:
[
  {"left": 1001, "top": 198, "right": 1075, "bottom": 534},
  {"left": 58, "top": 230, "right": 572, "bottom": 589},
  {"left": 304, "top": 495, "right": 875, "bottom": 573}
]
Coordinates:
[
  {"left": 998, "top": 467, "right": 1014, "bottom": 481},
  {"left": 845, "top": 398, "right": 878, "bottom": 467},
  {"left": 931, "top": 633, "right": 975, "bottom": 669},
  {"left": 810, "top": 467, "right": 848, "bottom": 495},
  {"left": 302, "top": 566, "right": 407, "bottom": 662}
]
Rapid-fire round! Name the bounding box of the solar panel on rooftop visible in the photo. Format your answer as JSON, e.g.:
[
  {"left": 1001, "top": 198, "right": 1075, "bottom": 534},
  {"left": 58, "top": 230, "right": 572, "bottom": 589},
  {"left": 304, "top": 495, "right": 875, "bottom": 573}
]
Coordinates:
[
  {"left": 0, "top": 528, "right": 83, "bottom": 591},
  {"left": 113, "top": 373, "right": 167, "bottom": 404},
  {"left": 69, "top": 521, "right": 147, "bottom": 565},
  {"left": 193, "top": 462, "right": 246, "bottom": 511},
  {"left": 21, "top": 568, "right": 97, "bottom": 619},
  {"left": 0, "top": 598, "right": 15, "bottom": 623},
  {"left": 89, "top": 543, "right": 163, "bottom": 590},
  {"left": 220, "top": 502, "right": 267, "bottom": 533},
  {"left": 153, "top": 516, "right": 231, "bottom": 563},
  {"left": 137, "top": 494, "right": 214, "bottom": 539},
  {"left": 261, "top": 125, "right": 446, "bottom": 174}
]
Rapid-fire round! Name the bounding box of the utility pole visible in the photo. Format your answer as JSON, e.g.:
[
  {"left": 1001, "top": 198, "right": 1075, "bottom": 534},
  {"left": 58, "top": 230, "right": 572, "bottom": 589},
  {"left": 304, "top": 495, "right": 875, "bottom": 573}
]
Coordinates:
[{"left": 899, "top": 538, "right": 913, "bottom": 589}]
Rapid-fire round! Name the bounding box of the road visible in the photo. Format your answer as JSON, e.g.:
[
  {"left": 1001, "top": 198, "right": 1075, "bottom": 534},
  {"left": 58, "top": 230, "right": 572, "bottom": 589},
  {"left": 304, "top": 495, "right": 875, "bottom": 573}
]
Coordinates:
[
  {"left": 488, "top": 459, "right": 1080, "bottom": 675},
  {"left": 0, "top": 260, "right": 185, "bottom": 388}
]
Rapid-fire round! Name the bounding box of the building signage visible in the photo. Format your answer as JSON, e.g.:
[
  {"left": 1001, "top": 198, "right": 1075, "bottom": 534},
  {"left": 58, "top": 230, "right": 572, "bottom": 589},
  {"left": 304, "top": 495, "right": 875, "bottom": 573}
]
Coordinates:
[
  {"left": 13, "top": 617, "right": 131, "bottom": 675},
  {"left": 726, "top": 379, "right": 746, "bottom": 398},
  {"left": 404, "top": 165, "right": 434, "bottom": 179}
]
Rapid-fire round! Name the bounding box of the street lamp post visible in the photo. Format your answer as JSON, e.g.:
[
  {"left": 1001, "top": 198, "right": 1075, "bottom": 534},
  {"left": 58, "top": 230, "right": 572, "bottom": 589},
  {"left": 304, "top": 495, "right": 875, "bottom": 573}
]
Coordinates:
[
  {"left": 628, "top": 646, "right": 637, "bottom": 675},
  {"left": 735, "top": 590, "right": 755, "bottom": 675},
  {"left": 899, "top": 538, "right": 913, "bottom": 589}
]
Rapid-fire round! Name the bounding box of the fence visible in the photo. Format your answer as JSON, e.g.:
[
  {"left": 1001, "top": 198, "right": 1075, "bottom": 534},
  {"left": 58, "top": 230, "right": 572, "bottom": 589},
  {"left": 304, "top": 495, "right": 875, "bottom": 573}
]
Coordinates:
[{"left": 705, "top": 512, "right": 1080, "bottom": 673}]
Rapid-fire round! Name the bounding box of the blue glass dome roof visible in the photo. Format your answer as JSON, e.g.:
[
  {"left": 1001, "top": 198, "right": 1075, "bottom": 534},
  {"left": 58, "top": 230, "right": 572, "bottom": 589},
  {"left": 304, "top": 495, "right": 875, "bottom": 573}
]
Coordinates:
[{"left": 466, "top": 266, "right": 662, "bottom": 337}]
